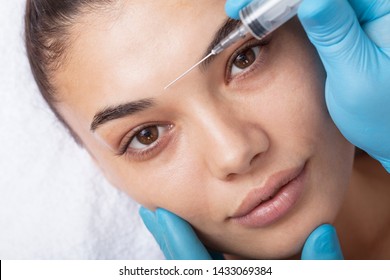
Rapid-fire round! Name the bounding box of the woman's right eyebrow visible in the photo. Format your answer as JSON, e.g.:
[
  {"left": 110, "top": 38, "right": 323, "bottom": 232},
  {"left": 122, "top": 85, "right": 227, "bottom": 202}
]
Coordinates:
[{"left": 90, "top": 98, "right": 156, "bottom": 132}]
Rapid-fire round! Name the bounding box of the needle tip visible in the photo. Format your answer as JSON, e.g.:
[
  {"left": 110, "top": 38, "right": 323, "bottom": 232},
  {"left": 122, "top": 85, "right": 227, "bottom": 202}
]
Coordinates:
[{"left": 163, "top": 52, "right": 214, "bottom": 90}]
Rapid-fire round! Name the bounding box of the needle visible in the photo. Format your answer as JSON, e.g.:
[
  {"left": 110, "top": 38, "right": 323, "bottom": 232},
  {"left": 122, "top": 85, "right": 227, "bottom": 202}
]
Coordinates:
[
  {"left": 163, "top": 0, "right": 302, "bottom": 90},
  {"left": 164, "top": 52, "right": 214, "bottom": 90},
  {"left": 163, "top": 24, "right": 247, "bottom": 90}
]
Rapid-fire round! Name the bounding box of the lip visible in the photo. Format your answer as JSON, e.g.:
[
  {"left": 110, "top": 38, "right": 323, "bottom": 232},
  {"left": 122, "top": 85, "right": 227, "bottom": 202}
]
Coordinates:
[{"left": 230, "top": 163, "right": 307, "bottom": 228}]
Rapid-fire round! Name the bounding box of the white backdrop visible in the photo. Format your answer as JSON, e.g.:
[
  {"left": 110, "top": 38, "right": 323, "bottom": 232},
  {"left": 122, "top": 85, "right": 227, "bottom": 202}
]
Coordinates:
[{"left": 0, "top": 0, "right": 163, "bottom": 260}]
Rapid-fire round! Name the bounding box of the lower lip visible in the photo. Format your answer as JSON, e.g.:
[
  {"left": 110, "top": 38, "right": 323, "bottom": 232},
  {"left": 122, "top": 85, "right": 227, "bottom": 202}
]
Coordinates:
[{"left": 232, "top": 165, "right": 307, "bottom": 228}]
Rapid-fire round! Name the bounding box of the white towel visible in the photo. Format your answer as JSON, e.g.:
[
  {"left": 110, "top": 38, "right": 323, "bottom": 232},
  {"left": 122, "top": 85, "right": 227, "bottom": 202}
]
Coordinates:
[{"left": 0, "top": 0, "right": 163, "bottom": 260}]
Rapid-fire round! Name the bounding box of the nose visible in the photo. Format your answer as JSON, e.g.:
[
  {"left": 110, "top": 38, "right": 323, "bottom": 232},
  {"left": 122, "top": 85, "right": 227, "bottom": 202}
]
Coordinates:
[{"left": 193, "top": 103, "right": 270, "bottom": 180}]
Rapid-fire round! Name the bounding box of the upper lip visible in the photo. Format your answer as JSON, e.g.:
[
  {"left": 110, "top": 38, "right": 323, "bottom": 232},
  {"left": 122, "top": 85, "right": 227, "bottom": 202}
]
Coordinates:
[{"left": 231, "top": 164, "right": 305, "bottom": 218}]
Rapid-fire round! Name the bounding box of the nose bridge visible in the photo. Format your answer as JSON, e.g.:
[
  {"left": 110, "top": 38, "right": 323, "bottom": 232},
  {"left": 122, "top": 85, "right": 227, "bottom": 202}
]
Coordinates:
[{"left": 191, "top": 99, "right": 269, "bottom": 180}]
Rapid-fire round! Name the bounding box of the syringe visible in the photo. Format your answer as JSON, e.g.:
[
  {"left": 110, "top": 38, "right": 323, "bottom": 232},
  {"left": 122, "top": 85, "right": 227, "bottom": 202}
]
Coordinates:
[{"left": 165, "top": 0, "right": 302, "bottom": 90}]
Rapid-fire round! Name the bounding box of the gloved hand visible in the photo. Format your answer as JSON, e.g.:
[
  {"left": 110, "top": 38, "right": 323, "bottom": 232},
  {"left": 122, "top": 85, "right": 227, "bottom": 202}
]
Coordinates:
[
  {"left": 139, "top": 207, "right": 343, "bottom": 260},
  {"left": 139, "top": 207, "right": 221, "bottom": 260},
  {"left": 225, "top": 0, "right": 390, "bottom": 172}
]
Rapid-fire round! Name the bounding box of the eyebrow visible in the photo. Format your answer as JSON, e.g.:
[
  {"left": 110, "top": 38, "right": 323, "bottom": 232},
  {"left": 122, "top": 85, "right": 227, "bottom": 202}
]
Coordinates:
[
  {"left": 90, "top": 19, "right": 241, "bottom": 132},
  {"left": 200, "top": 18, "right": 241, "bottom": 70},
  {"left": 90, "top": 98, "right": 155, "bottom": 131}
]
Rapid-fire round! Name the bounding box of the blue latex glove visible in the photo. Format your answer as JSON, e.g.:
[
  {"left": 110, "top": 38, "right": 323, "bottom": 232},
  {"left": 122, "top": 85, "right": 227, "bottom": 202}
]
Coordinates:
[
  {"left": 139, "top": 207, "right": 343, "bottom": 260},
  {"left": 225, "top": 0, "right": 390, "bottom": 172},
  {"left": 139, "top": 207, "right": 213, "bottom": 260}
]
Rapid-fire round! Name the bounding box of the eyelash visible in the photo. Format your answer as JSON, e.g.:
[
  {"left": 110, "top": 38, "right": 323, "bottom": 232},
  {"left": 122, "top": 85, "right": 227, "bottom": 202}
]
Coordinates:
[
  {"left": 225, "top": 38, "right": 270, "bottom": 83},
  {"left": 118, "top": 123, "right": 173, "bottom": 161}
]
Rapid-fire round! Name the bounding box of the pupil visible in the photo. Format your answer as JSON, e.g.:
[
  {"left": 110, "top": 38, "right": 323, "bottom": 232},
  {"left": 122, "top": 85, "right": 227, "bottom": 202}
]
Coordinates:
[
  {"left": 137, "top": 126, "right": 159, "bottom": 145},
  {"left": 234, "top": 48, "right": 256, "bottom": 69}
]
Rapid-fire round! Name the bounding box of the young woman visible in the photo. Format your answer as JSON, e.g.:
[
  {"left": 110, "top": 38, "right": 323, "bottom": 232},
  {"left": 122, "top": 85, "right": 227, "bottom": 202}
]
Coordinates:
[{"left": 25, "top": 0, "right": 390, "bottom": 259}]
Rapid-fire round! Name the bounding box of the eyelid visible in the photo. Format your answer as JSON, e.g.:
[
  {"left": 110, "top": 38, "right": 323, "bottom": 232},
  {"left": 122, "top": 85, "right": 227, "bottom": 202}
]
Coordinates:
[
  {"left": 225, "top": 37, "right": 271, "bottom": 83},
  {"left": 117, "top": 122, "right": 173, "bottom": 156},
  {"left": 119, "top": 123, "right": 166, "bottom": 155}
]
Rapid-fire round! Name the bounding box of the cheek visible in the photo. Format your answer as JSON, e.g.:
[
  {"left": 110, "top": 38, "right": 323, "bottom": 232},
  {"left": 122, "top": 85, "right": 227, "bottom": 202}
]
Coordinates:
[
  {"left": 238, "top": 43, "right": 328, "bottom": 155},
  {"left": 230, "top": 23, "right": 328, "bottom": 133},
  {"left": 89, "top": 135, "right": 209, "bottom": 219}
]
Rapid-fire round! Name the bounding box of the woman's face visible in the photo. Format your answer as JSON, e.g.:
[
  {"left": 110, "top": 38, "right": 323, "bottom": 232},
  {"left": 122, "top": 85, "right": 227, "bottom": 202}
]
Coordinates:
[{"left": 54, "top": 0, "right": 354, "bottom": 258}]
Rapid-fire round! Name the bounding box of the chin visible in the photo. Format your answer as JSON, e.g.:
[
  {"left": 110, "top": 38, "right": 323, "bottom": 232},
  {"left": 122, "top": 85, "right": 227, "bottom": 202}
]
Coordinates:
[
  {"left": 204, "top": 237, "right": 304, "bottom": 260},
  {"left": 198, "top": 226, "right": 305, "bottom": 260},
  {"left": 199, "top": 208, "right": 340, "bottom": 260},
  {"left": 233, "top": 234, "right": 307, "bottom": 260}
]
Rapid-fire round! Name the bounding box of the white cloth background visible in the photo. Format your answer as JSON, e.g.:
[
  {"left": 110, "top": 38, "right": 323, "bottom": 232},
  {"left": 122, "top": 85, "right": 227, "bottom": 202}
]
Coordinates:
[{"left": 0, "top": 0, "right": 163, "bottom": 260}]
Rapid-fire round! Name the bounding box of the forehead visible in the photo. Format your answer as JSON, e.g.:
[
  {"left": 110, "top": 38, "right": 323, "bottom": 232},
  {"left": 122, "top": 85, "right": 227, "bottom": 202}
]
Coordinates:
[{"left": 55, "top": 0, "right": 226, "bottom": 126}]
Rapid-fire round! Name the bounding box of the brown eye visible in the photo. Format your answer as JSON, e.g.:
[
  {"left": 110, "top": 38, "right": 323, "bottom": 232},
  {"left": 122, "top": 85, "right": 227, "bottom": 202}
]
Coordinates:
[
  {"left": 234, "top": 48, "right": 256, "bottom": 69},
  {"left": 230, "top": 46, "right": 260, "bottom": 76},
  {"left": 127, "top": 124, "right": 172, "bottom": 150},
  {"left": 136, "top": 126, "right": 159, "bottom": 145}
]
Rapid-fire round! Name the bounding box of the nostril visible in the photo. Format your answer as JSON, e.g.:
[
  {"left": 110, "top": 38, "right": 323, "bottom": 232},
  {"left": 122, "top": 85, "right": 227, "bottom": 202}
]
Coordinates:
[
  {"left": 250, "top": 153, "right": 261, "bottom": 166},
  {"left": 224, "top": 152, "right": 264, "bottom": 181},
  {"left": 226, "top": 173, "right": 236, "bottom": 181}
]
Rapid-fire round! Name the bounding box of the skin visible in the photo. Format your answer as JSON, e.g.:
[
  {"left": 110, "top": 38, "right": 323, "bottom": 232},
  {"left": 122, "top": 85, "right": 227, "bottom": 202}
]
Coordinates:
[{"left": 52, "top": 0, "right": 390, "bottom": 259}]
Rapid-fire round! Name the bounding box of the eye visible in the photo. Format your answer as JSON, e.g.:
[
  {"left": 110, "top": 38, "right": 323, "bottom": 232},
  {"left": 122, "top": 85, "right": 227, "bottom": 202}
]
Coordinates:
[
  {"left": 118, "top": 123, "right": 174, "bottom": 161},
  {"left": 129, "top": 125, "right": 168, "bottom": 149},
  {"left": 230, "top": 45, "right": 261, "bottom": 76},
  {"left": 118, "top": 124, "right": 174, "bottom": 160},
  {"left": 225, "top": 37, "right": 271, "bottom": 83}
]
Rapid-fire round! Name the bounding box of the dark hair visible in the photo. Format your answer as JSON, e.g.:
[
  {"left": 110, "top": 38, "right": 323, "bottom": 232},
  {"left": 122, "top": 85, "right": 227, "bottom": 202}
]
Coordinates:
[{"left": 25, "top": 0, "right": 116, "bottom": 142}]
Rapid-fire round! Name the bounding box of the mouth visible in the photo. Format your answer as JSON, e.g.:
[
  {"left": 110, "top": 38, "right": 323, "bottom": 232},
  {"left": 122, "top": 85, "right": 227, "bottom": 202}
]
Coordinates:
[{"left": 230, "top": 162, "right": 307, "bottom": 228}]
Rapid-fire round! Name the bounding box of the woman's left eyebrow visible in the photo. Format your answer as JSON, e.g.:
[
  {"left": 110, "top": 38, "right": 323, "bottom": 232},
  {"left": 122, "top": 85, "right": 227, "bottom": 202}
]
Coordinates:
[
  {"left": 90, "top": 98, "right": 156, "bottom": 132},
  {"left": 200, "top": 18, "right": 241, "bottom": 70}
]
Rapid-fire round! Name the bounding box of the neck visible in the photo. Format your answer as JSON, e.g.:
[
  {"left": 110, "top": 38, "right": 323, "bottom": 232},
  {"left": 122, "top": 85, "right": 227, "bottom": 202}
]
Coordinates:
[{"left": 334, "top": 153, "right": 390, "bottom": 259}]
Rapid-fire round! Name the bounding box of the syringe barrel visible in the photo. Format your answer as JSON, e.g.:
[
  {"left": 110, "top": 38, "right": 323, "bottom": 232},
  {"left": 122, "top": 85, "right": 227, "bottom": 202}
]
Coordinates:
[{"left": 239, "top": 0, "right": 302, "bottom": 40}]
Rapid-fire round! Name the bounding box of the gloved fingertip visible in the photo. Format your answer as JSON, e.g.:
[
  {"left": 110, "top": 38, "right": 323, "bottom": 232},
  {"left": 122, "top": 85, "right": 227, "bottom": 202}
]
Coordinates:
[
  {"left": 140, "top": 208, "right": 173, "bottom": 259},
  {"left": 156, "top": 208, "right": 185, "bottom": 229},
  {"left": 298, "top": 0, "right": 333, "bottom": 24},
  {"left": 155, "top": 208, "right": 185, "bottom": 259},
  {"left": 138, "top": 206, "right": 156, "bottom": 225},
  {"left": 156, "top": 208, "right": 211, "bottom": 260},
  {"left": 380, "top": 159, "right": 390, "bottom": 173},
  {"left": 298, "top": 0, "right": 355, "bottom": 40},
  {"left": 302, "top": 224, "right": 344, "bottom": 260},
  {"left": 156, "top": 208, "right": 195, "bottom": 243},
  {"left": 298, "top": 0, "right": 362, "bottom": 57},
  {"left": 139, "top": 206, "right": 152, "bottom": 218},
  {"left": 139, "top": 206, "right": 157, "bottom": 231},
  {"left": 225, "top": 0, "right": 253, "bottom": 20},
  {"left": 368, "top": 153, "right": 390, "bottom": 174}
]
